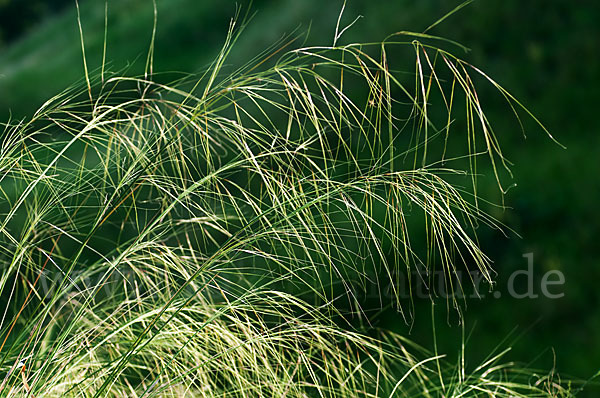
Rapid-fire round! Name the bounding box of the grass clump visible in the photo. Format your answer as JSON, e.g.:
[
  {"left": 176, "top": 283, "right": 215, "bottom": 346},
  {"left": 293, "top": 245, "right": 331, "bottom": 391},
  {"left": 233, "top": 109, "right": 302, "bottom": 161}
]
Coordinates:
[{"left": 0, "top": 5, "right": 574, "bottom": 397}]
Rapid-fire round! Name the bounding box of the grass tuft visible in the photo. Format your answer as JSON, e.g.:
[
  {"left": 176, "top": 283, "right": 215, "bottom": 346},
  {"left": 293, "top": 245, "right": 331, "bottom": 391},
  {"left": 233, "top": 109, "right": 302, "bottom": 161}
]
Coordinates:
[{"left": 0, "top": 7, "right": 574, "bottom": 397}]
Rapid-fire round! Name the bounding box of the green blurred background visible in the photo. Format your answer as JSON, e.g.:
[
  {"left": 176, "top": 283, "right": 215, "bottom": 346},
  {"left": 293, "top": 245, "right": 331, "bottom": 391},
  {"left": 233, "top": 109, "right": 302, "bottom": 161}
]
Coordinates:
[{"left": 1, "top": 0, "right": 598, "bottom": 394}]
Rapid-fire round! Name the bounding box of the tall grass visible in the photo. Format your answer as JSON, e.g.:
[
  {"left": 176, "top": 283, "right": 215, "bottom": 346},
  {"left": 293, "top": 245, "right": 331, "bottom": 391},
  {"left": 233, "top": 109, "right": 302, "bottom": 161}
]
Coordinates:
[{"left": 0, "top": 4, "right": 574, "bottom": 397}]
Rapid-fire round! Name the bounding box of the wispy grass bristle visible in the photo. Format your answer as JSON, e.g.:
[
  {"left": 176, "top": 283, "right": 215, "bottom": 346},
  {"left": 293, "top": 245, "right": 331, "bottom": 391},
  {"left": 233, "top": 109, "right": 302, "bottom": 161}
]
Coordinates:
[{"left": 0, "top": 7, "right": 573, "bottom": 398}]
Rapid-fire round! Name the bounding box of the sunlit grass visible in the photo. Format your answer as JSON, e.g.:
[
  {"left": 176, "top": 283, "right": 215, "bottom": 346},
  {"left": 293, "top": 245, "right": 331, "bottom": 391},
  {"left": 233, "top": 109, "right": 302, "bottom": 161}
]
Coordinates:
[{"left": 0, "top": 5, "right": 574, "bottom": 397}]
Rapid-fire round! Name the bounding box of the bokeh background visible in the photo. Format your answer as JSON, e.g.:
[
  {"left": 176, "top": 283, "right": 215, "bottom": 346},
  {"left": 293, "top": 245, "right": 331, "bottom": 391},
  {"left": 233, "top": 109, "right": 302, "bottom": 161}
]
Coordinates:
[{"left": 1, "top": 0, "right": 598, "bottom": 394}]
